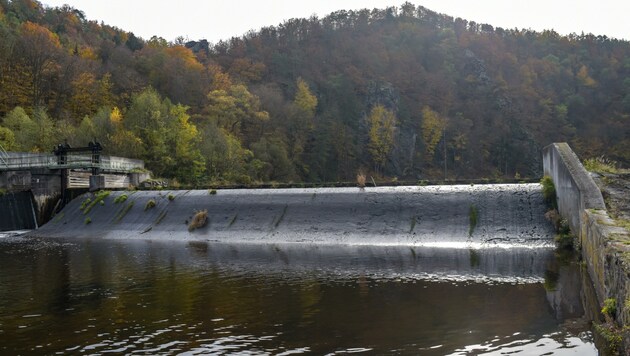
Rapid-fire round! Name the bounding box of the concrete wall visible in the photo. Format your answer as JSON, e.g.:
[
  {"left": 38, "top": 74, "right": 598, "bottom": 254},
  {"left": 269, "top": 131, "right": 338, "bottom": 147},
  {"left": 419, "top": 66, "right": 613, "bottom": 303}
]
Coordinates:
[
  {"left": 0, "top": 191, "right": 38, "bottom": 230},
  {"left": 543, "top": 143, "right": 630, "bottom": 352},
  {"left": 542, "top": 143, "right": 605, "bottom": 239}
]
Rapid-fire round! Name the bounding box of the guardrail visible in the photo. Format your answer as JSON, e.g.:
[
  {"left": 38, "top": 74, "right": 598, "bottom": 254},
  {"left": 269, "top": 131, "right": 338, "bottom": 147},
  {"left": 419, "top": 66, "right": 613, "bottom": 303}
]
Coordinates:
[
  {"left": 0, "top": 144, "right": 8, "bottom": 168},
  {"left": 0, "top": 152, "right": 144, "bottom": 173}
]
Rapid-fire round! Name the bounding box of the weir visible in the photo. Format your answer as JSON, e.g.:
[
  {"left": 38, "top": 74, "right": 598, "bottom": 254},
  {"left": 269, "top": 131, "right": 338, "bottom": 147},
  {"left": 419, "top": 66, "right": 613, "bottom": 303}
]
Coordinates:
[{"left": 33, "top": 183, "right": 554, "bottom": 246}]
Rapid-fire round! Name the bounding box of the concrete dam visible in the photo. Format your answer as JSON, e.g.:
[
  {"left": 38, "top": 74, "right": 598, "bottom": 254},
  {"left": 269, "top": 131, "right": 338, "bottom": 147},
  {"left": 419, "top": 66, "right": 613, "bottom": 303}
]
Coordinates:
[
  {"left": 28, "top": 183, "right": 556, "bottom": 282},
  {"left": 33, "top": 184, "right": 553, "bottom": 245}
]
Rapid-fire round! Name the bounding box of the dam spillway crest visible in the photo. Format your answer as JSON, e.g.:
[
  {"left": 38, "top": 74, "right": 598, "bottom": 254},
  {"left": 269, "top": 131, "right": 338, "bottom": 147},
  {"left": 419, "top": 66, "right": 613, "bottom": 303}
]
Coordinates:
[{"left": 34, "top": 183, "right": 554, "bottom": 248}]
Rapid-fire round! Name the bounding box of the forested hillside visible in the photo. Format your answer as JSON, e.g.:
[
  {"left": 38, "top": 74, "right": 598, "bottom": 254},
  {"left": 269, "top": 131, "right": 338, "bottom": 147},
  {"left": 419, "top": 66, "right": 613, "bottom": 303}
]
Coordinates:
[{"left": 1, "top": 0, "right": 629, "bottom": 185}]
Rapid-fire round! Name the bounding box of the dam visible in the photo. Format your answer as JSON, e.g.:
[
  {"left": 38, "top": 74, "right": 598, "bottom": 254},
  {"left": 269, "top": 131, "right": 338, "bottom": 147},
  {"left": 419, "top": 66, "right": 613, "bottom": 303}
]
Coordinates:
[
  {"left": 1, "top": 180, "right": 601, "bottom": 353},
  {"left": 33, "top": 183, "right": 552, "bottom": 246}
]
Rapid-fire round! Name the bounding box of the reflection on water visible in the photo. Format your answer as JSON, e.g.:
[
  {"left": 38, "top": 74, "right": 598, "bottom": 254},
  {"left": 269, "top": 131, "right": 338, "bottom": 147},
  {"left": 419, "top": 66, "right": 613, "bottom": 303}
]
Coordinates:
[{"left": 0, "top": 236, "right": 597, "bottom": 354}]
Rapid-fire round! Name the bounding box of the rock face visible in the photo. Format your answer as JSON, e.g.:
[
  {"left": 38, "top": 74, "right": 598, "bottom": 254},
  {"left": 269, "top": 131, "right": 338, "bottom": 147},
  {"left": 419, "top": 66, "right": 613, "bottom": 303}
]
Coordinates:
[{"left": 32, "top": 184, "right": 553, "bottom": 247}]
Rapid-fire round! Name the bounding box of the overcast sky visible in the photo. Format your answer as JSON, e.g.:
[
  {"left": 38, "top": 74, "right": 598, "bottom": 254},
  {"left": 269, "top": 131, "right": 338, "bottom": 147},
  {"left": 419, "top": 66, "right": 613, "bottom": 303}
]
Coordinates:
[{"left": 40, "top": 0, "right": 630, "bottom": 43}]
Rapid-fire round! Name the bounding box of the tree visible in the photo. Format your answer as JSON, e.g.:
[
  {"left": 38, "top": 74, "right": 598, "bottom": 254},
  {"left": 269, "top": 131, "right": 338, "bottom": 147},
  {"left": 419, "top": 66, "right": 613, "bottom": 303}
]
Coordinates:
[
  {"left": 420, "top": 106, "right": 446, "bottom": 158},
  {"left": 367, "top": 104, "right": 397, "bottom": 172},
  {"left": 17, "top": 21, "right": 61, "bottom": 106},
  {"left": 0, "top": 125, "right": 15, "bottom": 150},
  {"left": 2, "top": 106, "right": 36, "bottom": 151},
  {"left": 205, "top": 84, "right": 269, "bottom": 142}
]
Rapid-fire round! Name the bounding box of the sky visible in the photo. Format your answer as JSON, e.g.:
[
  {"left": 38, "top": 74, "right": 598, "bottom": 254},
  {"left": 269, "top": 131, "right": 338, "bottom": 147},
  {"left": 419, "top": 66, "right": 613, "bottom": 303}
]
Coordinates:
[{"left": 40, "top": 0, "right": 630, "bottom": 43}]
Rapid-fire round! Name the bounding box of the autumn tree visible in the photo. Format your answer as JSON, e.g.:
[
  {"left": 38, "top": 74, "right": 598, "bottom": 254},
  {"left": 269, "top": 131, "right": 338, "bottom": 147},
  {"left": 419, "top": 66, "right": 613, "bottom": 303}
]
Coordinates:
[
  {"left": 420, "top": 106, "right": 446, "bottom": 159},
  {"left": 205, "top": 84, "right": 269, "bottom": 143},
  {"left": 17, "top": 21, "right": 61, "bottom": 106},
  {"left": 367, "top": 104, "right": 397, "bottom": 173}
]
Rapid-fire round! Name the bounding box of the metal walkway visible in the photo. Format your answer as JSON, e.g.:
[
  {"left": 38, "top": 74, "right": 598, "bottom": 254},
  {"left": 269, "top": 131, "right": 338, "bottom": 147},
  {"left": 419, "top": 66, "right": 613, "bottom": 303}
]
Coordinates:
[{"left": 0, "top": 151, "right": 144, "bottom": 173}]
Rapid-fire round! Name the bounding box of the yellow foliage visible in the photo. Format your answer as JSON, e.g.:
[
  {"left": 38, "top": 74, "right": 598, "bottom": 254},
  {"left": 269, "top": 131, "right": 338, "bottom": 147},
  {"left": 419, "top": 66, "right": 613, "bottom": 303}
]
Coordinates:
[
  {"left": 166, "top": 46, "right": 203, "bottom": 71},
  {"left": 367, "top": 105, "right": 397, "bottom": 167},
  {"left": 110, "top": 107, "right": 123, "bottom": 124},
  {"left": 421, "top": 106, "right": 446, "bottom": 156},
  {"left": 79, "top": 47, "right": 98, "bottom": 61},
  {"left": 20, "top": 21, "right": 61, "bottom": 49},
  {"left": 577, "top": 65, "right": 597, "bottom": 87},
  {"left": 294, "top": 77, "right": 317, "bottom": 118}
]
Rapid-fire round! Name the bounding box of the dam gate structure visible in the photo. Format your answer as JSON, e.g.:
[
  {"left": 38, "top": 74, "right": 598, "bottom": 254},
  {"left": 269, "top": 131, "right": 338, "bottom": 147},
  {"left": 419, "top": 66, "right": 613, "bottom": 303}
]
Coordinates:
[{"left": 0, "top": 143, "right": 147, "bottom": 231}]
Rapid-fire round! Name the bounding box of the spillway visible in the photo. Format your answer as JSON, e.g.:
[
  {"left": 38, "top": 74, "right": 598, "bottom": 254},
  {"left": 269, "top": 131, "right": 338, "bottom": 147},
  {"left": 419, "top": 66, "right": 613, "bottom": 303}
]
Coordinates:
[{"left": 32, "top": 184, "right": 554, "bottom": 247}]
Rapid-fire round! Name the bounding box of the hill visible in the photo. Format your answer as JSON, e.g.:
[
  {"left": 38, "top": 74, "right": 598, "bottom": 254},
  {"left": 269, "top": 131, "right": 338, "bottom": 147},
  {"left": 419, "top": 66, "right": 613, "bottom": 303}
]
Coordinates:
[{"left": 1, "top": 0, "right": 629, "bottom": 184}]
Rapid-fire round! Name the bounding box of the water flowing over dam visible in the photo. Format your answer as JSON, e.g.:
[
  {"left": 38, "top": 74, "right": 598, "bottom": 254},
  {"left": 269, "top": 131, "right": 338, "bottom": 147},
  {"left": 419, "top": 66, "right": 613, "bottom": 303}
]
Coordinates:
[{"left": 34, "top": 183, "right": 553, "bottom": 246}]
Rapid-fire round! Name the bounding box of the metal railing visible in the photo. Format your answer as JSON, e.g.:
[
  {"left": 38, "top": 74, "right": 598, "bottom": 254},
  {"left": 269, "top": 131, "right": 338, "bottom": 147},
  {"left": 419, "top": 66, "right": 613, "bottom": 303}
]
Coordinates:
[
  {"left": 0, "top": 152, "right": 144, "bottom": 173},
  {"left": 0, "top": 144, "right": 8, "bottom": 169}
]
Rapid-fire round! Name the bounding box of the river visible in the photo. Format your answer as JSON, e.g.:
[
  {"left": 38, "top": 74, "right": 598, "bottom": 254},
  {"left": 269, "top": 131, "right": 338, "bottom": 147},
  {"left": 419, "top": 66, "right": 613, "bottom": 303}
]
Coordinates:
[{"left": 0, "top": 234, "right": 598, "bottom": 355}]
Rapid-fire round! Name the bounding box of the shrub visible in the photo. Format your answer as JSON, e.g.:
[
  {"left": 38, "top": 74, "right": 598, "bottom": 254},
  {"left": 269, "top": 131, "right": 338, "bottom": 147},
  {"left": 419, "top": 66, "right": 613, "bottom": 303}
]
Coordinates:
[
  {"left": 583, "top": 156, "right": 618, "bottom": 174},
  {"left": 208, "top": 189, "right": 217, "bottom": 195},
  {"left": 357, "top": 172, "right": 366, "bottom": 188},
  {"left": 541, "top": 175, "right": 556, "bottom": 208},
  {"left": 145, "top": 199, "right": 156, "bottom": 211},
  {"left": 114, "top": 194, "right": 128, "bottom": 204},
  {"left": 80, "top": 197, "right": 92, "bottom": 211},
  {"left": 82, "top": 190, "right": 110, "bottom": 214},
  {"left": 84, "top": 217, "right": 91, "bottom": 224},
  {"left": 602, "top": 298, "right": 617, "bottom": 318},
  {"left": 168, "top": 194, "right": 175, "bottom": 201},
  {"left": 188, "top": 210, "right": 208, "bottom": 231}
]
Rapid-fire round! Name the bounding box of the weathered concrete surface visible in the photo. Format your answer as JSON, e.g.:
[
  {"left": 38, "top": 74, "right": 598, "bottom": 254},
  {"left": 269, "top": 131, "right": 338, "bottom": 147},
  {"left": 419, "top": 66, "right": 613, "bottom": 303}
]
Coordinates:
[
  {"left": 32, "top": 184, "right": 553, "bottom": 246},
  {"left": 0, "top": 192, "right": 37, "bottom": 230},
  {"left": 543, "top": 143, "right": 605, "bottom": 239},
  {"left": 543, "top": 143, "right": 630, "bottom": 353}
]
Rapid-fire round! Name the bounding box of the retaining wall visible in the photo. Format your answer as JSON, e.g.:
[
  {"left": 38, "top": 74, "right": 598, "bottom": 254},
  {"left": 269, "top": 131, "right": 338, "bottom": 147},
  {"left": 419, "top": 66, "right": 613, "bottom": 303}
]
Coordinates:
[{"left": 543, "top": 143, "right": 630, "bottom": 352}]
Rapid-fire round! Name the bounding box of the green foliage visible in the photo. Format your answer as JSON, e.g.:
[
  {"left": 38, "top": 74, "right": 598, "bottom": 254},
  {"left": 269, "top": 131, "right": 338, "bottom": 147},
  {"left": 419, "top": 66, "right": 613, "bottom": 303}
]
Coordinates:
[
  {"left": 541, "top": 176, "right": 556, "bottom": 208},
  {"left": 144, "top": 199, "right": 156, "bottom": 211},
  {"left": 554, "top": 232, "right": 575, "bottom": 250},
  {"left": 1, "top": 2, "right": 630, "bottom": 184},
  {"left": 114, "top": 201, "right": 134, "bottom": 223},
  {"left": 421, "top": 106, "right": 446, "bottom": 157},
  {"left": 167, "top": 193, "right": 175, "bottom": 201},
  {"left": 208, "top": 189, "right": 217, "bottom": 195},
  {"left": 602, "top": 298, "right": 617, "bottom": 317},
  {"left": 583, "top": 156, "right": 619, "bottom": 174},
  {"left": 84, "top": 217, "right": 91, "bottom": 224},
  {"left": 114, "top": 194, "right": 128, "bottom": 204},
  {"left": 367, "top": 105, "right": 397, "bottom": 170},
  {"left": 80, "top": 197, "right": 91, "bottom": 211},
  {"left": 593, "top": 322, "right": 622, "bottom": 355},
  {"left": 82, "top": 190, "right": 110, "bottom": 214},
  {"left": 469, "top": 204, "right": 478, "bottom": 237}
]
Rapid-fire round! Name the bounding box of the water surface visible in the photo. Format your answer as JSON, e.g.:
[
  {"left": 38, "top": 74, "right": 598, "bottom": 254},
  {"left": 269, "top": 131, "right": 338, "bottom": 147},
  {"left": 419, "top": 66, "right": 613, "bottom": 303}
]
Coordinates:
[{"left": 0, "top": 236, "right": 597, "bottom": 354}]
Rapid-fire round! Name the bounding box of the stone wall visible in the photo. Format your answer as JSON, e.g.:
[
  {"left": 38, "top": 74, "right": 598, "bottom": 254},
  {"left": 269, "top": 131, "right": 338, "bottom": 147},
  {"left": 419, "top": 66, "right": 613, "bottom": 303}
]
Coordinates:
[{"left": 543, "top": 143, "right": 630, "bottom": 352}]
